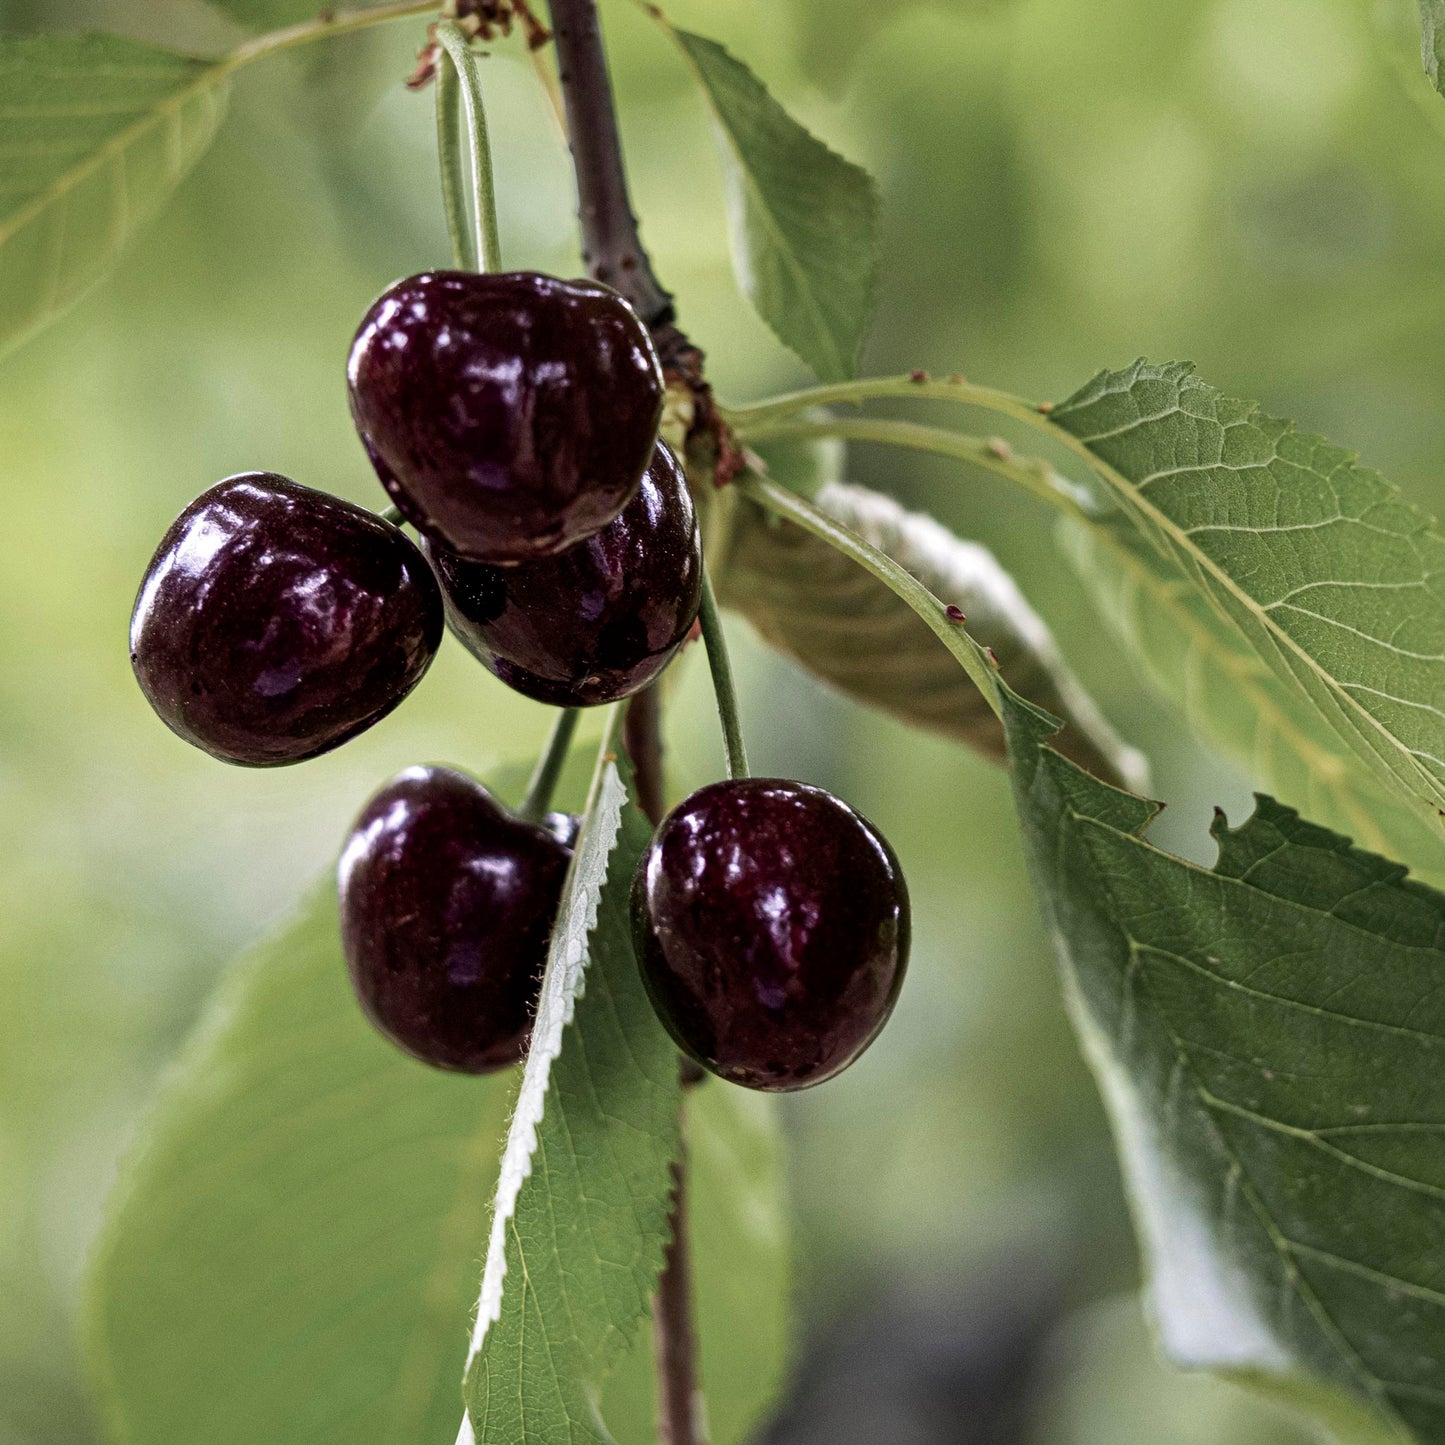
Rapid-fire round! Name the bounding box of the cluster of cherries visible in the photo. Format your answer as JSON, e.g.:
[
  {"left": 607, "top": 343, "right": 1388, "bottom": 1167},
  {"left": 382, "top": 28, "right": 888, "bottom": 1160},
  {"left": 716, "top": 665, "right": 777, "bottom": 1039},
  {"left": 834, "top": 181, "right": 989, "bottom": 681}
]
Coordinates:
[{"left": 130, "top": 269, "right": 910, "bottom": 1091}]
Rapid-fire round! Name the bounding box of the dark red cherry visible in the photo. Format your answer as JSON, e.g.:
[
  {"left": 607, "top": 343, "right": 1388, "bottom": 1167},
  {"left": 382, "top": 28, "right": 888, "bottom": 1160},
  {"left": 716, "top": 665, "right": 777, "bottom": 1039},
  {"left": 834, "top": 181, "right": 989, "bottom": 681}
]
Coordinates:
[
  {"left": 338, "top": 766, "right": 572, "bottom": 1073},
  {"left": 633, "top": 779, "right": 910, "bottom": 1091},
  {"left": 424, "top": 444, "right": 702, "bottom": 707},
  {"left": 130, "top": 472, "right": 443, "bottom": 767},
  {"left": 347, "top": 270, "right": 664, "bottom": 563},
  {"left": 542, "top": 812, "right": 582, "bottom": 849}
]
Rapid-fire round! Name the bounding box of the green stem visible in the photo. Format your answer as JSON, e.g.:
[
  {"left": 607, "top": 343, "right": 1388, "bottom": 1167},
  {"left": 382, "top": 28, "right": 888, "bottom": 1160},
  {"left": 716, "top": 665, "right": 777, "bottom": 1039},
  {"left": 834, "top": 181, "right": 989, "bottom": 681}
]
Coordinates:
[
  {"left": 225, "top": 1, "right": 437, "bottom": 71},
  {"left": 734, "top": 415, "right": 1099, "bottom": 522},
  {"left": 722, "top": 373, "right": 1139, "bottom": 533},
  {"left": 697, "top": 567, "right": 749, "bottom": 781},
  {"left": 734, "top": 469, "right": 1003, "bottom": 722},
  {"left": 377, "top": 503, "right": 405, "bottom": 527},
  {"left": 519, "top": 708, "right": 582, "bottom": 823},
  {"left": 720, "top": 373, "right": 1048, "bottom": 433},
  {"left": 434, "top": 56, "right": 478, "bottom": 270},
  {"left": 434, "top": 21, "right": 504, "bottom": 272}
]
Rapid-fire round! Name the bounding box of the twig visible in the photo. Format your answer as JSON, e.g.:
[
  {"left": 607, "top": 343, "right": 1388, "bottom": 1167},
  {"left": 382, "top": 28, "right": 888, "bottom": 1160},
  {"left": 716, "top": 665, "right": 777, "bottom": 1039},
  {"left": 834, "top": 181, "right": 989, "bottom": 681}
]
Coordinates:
[
  {"left": 622, "top": 685, "right": 708, "bottom": 1445},
  {"left": 624, "top": 686, "right": 668, "bottom": 827},
  {"left": 549, "top": 0, "right": 674, "bottom": 327},
  {"left": 653, "top": 1145, "right": 708, "bottom": 1445},
  {"left": 549, "top": 8, "right": 707, "bottom": 1437}
]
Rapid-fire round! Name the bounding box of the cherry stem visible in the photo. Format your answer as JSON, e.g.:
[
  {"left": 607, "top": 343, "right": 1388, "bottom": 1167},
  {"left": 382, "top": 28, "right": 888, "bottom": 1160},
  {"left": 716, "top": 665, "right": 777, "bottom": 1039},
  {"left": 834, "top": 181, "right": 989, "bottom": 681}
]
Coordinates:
[
  {"left": 697, "top": 568, "right": 749, "bottom": 781},
  {"left": 377, "top": 503, "right": 405, "bottom": 527},
  {"left": 548, "top": 0, "right": 674, "bottom": 328},
  {"left": 434, "top": 54, "right": 477, "bottom": 270},
  {"left": 519, "top": 707, "right": 581, "bottom": 823},
  {"left": 735, "top": 467, "right": 1004, "bottom": 722},
  {"left": 434, "top": 21, "right": 504, "bottom": 273}
]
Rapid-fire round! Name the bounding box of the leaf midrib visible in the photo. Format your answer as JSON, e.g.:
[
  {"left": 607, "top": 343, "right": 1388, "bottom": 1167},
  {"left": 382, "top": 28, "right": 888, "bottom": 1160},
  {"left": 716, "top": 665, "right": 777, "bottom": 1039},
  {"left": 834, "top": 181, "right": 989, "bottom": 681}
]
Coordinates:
[
  {"left": 1082, "top": 520, "right": 1411, "bottom": 854},
  {"left": 1048, "top": 403, "right": 1445, "bottom": 830},
  {"left": 671, "top": 31, "right": 852, "bottom": 381},
  {"left": 712, "top": 109, "right": 844, "bottom": 380}
]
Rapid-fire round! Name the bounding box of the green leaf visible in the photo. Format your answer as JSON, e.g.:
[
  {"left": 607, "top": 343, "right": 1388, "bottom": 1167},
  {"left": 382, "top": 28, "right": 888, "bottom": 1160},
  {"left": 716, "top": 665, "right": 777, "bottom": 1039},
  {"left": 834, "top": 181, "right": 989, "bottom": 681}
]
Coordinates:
[
  {"left": 1422, "top": 1, "right": 1445, "bottom": 91},
  {"left": 0, "top": 34, "right": 230, "bottom": 361},
  {"left": 719, "top": 478, "right": 1146, "bottom": 790},
  {"left": 1058, "top": 513, "right": 1445, "bottom": 885},
  {"left": 462, "top": 759, "right": 683, "bottom": 1443},
  {"left": 1049, "top": 362, "right": 1445, "bottom": 837},
  {"left": 654, "top": 16, "right": 879, "bottom": 382},
  {"left": 1002, "top": 682, "right": 1445, "bottom": 1444},
  {"left": 601, "top": 1084, "right": 793, "bottom": 1444},
  {"left": 86, "top": 884, "right": 514, "bottom": 1444}
]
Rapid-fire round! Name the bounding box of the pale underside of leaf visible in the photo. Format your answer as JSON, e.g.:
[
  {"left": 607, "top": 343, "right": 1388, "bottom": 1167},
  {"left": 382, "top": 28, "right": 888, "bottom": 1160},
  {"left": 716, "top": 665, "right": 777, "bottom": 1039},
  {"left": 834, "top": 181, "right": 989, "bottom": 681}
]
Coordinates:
[
  {"left": 0, "top": 33, "right": 231, "bottom": 361},
  {"left": 462, "top": 761, "right": 683, "bottom": 1444},
  {"left": 1004, "top": 683, "right": 1445, "bottom": 1443},
  {"left": 721, "top": 479, "right": 1146, "bottom": 790},
  {"left": 665, "top": 24, "right": 879, "bottom": 383},
  {"left": 1049, "top": 361, "right": 1445, "bottom": 838},
  {"left": 1058, "top": 514, "right": 1445, "bottom": 884}
]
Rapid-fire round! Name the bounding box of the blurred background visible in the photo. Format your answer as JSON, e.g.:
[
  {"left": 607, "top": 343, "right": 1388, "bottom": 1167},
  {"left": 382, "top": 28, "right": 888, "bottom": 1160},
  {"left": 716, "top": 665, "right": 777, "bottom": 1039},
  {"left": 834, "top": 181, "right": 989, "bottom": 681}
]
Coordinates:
[{"left": 3, "top": 0, "right": 1443, "bottom": 1439}]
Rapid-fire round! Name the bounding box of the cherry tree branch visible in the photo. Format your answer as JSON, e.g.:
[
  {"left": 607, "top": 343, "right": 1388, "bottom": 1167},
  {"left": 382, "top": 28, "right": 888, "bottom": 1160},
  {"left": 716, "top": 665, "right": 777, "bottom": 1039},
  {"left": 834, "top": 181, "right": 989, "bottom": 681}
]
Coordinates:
[
  {"left": 547, "top": 4, "right": 705, "bottom": 1441},
  {"left": 653, "top": 1146, "right": 708, "bottom": 1445},
  {"left": 621, "top": 685, "right": 709, "bottom": 1445},
  {"left": 624, "top": 686, "right": 668, "bottom": 826},
  {"left": 549, "top": 0, "right": 674, "bottom": 328}
]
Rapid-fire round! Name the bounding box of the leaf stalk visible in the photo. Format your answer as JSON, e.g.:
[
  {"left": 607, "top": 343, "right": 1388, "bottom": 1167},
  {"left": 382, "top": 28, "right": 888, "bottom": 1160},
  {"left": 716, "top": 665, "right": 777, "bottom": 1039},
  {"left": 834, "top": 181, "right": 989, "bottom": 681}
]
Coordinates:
[{"left": 734, "top": 414, "right": 1099, "bottom": 522}]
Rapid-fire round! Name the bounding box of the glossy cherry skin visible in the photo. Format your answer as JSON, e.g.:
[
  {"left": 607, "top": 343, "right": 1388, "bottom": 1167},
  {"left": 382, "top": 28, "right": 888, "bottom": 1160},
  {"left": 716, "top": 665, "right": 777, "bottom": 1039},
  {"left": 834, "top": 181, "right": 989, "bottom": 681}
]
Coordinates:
[
  {"left": 130, "top": 473, "right": 443, "bottom": 766},
  {"left": 338, "top": 767, "right": 572, "bottom": 1073},
  {"left": 347, "top": 270, "right": 664, "bottom": 564},
  {"left": 425, "top": 444, "right": 701, "bottom": 707},
  {"left": 633, "top": 779, "right": 910, "bottom": 1091}
]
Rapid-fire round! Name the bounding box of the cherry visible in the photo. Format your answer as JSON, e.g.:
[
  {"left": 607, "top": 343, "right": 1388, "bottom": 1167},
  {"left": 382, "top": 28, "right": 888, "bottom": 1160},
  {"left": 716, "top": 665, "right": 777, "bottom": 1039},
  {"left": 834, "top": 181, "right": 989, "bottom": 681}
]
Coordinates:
[
  {"left": 130, "top": 472, "right": 442, "bottom": 767},
  {"left": 347, "top": 270, "right": 663, "bottom": 564},
  {"left": 542, "top": 812, "right": 582, "bottom": 849},
  {"left": 425, "top": 443, "right": 702, "bottom": 707},
  {"left": 633, "top": 779, "right": 910, "bottom": 1091},
  {"left": 338, "top": 766, "right": 572, "bottom": 1073}
]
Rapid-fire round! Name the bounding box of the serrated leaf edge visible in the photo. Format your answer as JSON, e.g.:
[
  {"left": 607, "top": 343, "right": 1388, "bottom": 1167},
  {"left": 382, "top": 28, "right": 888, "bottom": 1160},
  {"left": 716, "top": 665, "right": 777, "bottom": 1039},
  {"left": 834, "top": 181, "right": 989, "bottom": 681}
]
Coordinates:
[
  {"left": 460, "top": 758, "right": 629, "bottom": 1369},
  {"left": 1008, "top": 692, "right": 1426, "bottom": 1442},
  {"left": 658, "top": 17, "right": 879, "bottom": 382},
  {"left": 1054, "top": 515, "right": 1436, "bottom": 866}
]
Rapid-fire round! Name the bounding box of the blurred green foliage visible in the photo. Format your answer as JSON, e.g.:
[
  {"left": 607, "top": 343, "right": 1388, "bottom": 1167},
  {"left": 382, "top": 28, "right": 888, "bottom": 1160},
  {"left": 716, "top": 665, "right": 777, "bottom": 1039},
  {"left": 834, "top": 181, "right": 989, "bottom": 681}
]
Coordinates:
[{"left": 4, "top": 0, "right": 1442, "bottom": 1439}]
